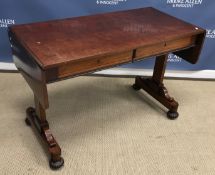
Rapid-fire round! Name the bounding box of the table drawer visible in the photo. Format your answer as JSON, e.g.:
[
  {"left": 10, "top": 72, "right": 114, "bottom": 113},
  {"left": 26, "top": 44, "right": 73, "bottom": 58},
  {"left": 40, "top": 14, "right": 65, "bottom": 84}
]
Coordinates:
[
  {"left": 46, "top": 51, "right": 132, "bottom": 82},
  {"left": 135, "top": 35, "right": 196, "bottom": 60}
]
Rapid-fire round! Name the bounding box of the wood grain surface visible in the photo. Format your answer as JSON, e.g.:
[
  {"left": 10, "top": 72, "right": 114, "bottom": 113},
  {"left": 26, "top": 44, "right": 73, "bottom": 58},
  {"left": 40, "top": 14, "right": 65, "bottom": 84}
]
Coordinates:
[{"left": 9, "top": 7, "right": 205, "bottom": 69}]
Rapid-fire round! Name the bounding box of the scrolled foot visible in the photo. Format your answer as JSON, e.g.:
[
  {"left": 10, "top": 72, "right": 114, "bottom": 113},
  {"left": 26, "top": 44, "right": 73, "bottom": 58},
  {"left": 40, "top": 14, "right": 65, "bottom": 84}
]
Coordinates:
[
  {"left": 49, "top": 157, "right": 64, "bottom": 170},
  {"left": 167, "top": 110, "right": 179, "bottom": 120},
  {"left": 26, "top": 107, "right": 36, "bottom": 116},
  {"left": 132, "top": 83, "right": 141, "bottom": 91}
]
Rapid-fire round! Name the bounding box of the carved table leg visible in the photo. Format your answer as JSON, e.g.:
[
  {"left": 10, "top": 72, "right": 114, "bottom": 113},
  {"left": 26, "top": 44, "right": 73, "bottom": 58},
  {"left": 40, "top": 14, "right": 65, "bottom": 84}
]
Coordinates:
[
  {"left": 132, "top": 54, "right": 179, "bottom": 119},
  {"left": 25, "top": 96, "right": 64, "bottom": 169}
]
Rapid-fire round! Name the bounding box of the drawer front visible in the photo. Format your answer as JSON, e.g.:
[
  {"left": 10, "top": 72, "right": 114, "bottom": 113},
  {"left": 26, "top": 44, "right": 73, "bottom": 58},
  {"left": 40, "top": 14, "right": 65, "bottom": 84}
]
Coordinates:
[
  {"left": 135, "top": 35, "right": 196, "bottom": 60},
  {"left": 46, "top": 51, "right": 132, "bottom": 82}
]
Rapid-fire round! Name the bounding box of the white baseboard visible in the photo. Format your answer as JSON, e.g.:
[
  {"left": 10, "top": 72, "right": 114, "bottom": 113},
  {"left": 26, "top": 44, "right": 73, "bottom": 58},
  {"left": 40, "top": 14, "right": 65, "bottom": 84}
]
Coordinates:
[
  {"left": 0, "top": 62, "right": 17, "bottom": 70},
  {"left": 95, "top": 68, "right": 215, "bottom": 79},
  {"left": 1, "top": 62, "right": 215, "bottom": 80}
]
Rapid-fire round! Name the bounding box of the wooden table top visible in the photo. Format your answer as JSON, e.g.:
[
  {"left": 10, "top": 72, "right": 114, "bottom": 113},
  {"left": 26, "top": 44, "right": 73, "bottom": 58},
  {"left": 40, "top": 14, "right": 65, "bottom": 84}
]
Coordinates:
[{"left": 9, "top": 7, "right": 204, "bottom": 69}]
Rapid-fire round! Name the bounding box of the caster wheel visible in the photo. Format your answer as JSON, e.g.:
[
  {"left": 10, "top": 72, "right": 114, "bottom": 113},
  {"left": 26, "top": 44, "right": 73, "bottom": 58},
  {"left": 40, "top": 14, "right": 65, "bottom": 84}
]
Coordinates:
[
  {"left": 49, "top": 157, "right": 64, "bottom": 170},
  {"left": 26, "top": 107, "right": 37, "bottom": 117},
  {"left": 132, "top": 83, "right": 141, "bottom": 91},
  {"left": 167, "top": 110, "right": 179, "bottom": 120},
  {"left": 25, "top": 118, "right": 31, "bottom": 126},
  {"left": 26, "top": 107, "right": 35, "bottom": 115}
]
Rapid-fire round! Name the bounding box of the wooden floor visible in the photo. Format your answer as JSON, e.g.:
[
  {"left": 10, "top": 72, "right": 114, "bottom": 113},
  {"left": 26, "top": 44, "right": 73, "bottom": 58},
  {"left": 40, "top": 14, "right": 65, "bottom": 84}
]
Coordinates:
[{"left": 0, "top": 73, "right": 215, "bottom": 174}]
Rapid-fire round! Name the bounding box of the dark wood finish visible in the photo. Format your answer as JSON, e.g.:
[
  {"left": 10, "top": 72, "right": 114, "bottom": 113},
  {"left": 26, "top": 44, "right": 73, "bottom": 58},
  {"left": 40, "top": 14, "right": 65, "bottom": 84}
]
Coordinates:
[
  {"left": 135, "top": 35, "right": 196, "bottom": 60},
  {"left": 8, "top": 7, "right": 206, "bottom": 169},
  {"left": 133, "top": 54, "right": 179, "bottom": 119},
  {"left": 46, "top": 51, "right": 132, "bottom": 82},
  {"left": 26, "top": 97, "right": 64, "bottom": 169},
  {"left": 9, "top": 7, "right": 205, "bottom": 69},
  {"left": 152, "top": 55, "right": 167, "bottom": 84},
  {"left": 9, "top": 31, "right": 49, "bottom": 109},
  {"left": 174, "top": 33, "right": 206, "bottom": 64}
]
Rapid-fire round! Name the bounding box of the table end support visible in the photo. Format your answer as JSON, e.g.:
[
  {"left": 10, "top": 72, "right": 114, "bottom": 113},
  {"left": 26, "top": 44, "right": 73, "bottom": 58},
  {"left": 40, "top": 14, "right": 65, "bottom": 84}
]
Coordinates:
[
  {"left": 133, "top": 77, "right": 179, "bottom": 119},
  {"left": 132, "top": 54, "right": 179, "bottom": 119},
  {"left": 25, "top": 105, "right": 64, "bottom": 170}
]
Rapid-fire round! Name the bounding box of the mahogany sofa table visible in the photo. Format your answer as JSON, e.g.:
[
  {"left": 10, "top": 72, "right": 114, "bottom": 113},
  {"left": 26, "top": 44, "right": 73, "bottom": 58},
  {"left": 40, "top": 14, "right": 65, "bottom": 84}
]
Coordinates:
[{"left": 8, "top": 7, "right": 205, "bottom": 169}]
